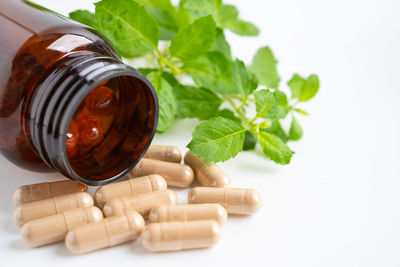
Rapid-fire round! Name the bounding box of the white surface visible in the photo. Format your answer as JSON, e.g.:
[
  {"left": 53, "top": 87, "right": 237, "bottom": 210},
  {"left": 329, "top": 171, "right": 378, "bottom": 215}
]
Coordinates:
[{"left": 1, "top": 0, "right": 399, "bottom": 266}]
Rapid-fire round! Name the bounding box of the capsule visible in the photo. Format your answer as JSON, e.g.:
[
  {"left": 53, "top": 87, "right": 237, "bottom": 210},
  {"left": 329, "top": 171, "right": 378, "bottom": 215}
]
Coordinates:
[
  {"left": 141, "top": 220, "right": 221, "bottom": 252},
  {"left": 13, "top": 180, "right": 88, "bottom": 206},
  {"left": 149, "top": 204, "right": 227, "bottom": 225},
  {"left": 103, "top": 190, "right": 178, "bottom": 218},
  {"left": 188, "top": 187, "right": 261, "bottom": 215},
  {"left": 65, "top": 211, "right": 145, "bottom": 254},
  {"left": 94, "top": 175, "right": 167, "bottom": 208},
  {"left": 143, "top": 145, "right": 182, "bottom": 163},
  {"left": 184, "top": 151, "right": 231, "bottom": 188},
  {"left": 131, "top": 158, "right": 194, "bottom": 188},
  {"left": 21, "top": 207, "right": 103, "bottom": 247},
  {"left": 14, "top": 192, "right": 93, "bottom": 227}
]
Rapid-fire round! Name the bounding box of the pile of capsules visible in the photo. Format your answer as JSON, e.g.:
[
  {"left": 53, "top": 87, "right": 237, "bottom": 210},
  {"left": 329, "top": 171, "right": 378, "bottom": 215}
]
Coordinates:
[{"left": 12, "top": 145, "right": 261, "bottom": 254}]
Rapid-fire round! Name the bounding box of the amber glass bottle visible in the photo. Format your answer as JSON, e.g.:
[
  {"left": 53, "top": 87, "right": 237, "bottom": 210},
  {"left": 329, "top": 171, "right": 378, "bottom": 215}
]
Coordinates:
[{"left": 0, "top": 0, "right": 158, "bottom": 185}]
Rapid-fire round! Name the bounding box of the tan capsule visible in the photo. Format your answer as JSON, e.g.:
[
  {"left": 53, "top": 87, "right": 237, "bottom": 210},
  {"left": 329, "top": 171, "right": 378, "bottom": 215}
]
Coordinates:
[
  {"left": 141, "top": 220, "right": 221, "bottom": 252},
  {"left": 184, "top": 151, "right": 231, "bottom": 188},
  {"left": 188, "top": 187, "right": 262, "bottom": 215},
  {"left": 21, "top": 207, "right": 103, "bottom": 247},
  {"left": 143, "top": 145, "right": 182, "bottom": 163},
  {"left": 13, "top": 192, "right": 93, "bottom": 227},
  {"left": 103, "top": 190, "right": 178, "bottom": 218},
  {"left": 94, "top": 175, "right": 167, "bottom": 208},
  {"left": 13, "top": 180, "right": 88, "bottom": 206},
  {"left": 65, "top": 211, "right": 145, "bottom": 254},
  {"left": 149, "top": 204, "right": 227, "bottom": 225},
  {"left": 131, "top": 158, "right": 194, "bottom": 188}
]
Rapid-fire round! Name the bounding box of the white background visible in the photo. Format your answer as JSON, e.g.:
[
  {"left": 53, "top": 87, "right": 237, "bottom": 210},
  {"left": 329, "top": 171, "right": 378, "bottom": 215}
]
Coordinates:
[{"left": 1, "top": 0, "right": 399, "bottom": 266}]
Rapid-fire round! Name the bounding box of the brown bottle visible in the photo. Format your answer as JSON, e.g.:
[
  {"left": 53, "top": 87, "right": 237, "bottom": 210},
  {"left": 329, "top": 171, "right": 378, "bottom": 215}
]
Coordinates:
[{"left": 0, "top": 1, "right": 158, "bottom": 185}]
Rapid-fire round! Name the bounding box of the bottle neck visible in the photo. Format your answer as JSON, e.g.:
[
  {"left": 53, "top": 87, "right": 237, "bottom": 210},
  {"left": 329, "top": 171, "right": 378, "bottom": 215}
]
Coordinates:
[{"left": 25, "top": 51, "right": 158, "bottom": 185}]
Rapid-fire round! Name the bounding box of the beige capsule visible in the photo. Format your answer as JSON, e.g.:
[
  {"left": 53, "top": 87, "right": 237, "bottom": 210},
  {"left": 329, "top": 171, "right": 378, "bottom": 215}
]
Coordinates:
[
  {"left": 143, "top": 145, "right": 182, "bottom": 163},
  {"left": 65, "top": 211, "right": 145, "bottom": 254},
  {"left": 131, "top": 158, "right": 194, "bottom": 188},
  {"left": 184, "top": 151, "right": 231, "bottom": 188},
  {"left": 141, "top": 220, "right": 221, "bottom": 252},
  {"left": 103, "top": 190, "right": 178, "bottom": 218},
  {"left": 13, "top": 180, "right": 88, "bottom": 206},
  {"left": 188, "top": 187, "right": 262, "bottom": 215},
  {"left": 94, "top": 175, "right": 167, "bottom": 208},
  {"left": 14, "top": 192, "right": 93, "bottom": 227},
  {"left": 149, "top": 204, "right": 227, "bottom": 225},
  {"left": 21, "top": 207, "right": 103, "bottom": 247}
]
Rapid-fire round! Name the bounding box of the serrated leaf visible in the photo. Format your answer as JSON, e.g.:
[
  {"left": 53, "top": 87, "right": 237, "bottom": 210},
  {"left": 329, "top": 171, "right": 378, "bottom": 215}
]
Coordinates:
[
  {"left": 184, "top": 51, "right": 235, "bottom": 95},
  {"left": 232, "top": 59, "right": 258, "bottom": 97},
  {"left": 264, "top": 90, "right": 289, "bottom": 120},
  {"left": 95, "top": 0, "right": 159, "bottom": 58},
  {"left": 211, "top": 29, "right": 231, "bottom": 58},
  {"left": 146, "top": 72, "right": 176, "bottom": 133},
  {"left": 175, "top": 85, "right": 222, "bottom": 120},
  {"left": 215, "top": 109, "right": 241, "bottom": 123},
  {"left": 258, "top": 131, "right": 293, "bottom": 165},
  {"left": 288, "top": 73, "right": 320, "bottom": 102},
  {"left": 249, "top": 46, "right": 280, "bottom": 88},
  {"left": 261, "top": 121, "right": 287, "bottom": 143},
  {"left": 243, "top": 130, "right": 257, "bottom": 151},
  {"left": 253, "top": 89, "right": 274, "bottom": 117},
  {"left": 217, "top": 5, "right": 259, "bottom": 36},
  {"left": 288, "top": 116, "right": 303, "bottom": 141},
  {"left": 69, "top": 10, "right": 98, "bottom": 28},
  {"left": 170, "top": 16, "right": 216, "bottom": 61},
  {"left": 182, "top": 0, "right": 221, "bottom": 18},
  {"left": 188, "top": 117, "right": 245, "bottom": 162}
]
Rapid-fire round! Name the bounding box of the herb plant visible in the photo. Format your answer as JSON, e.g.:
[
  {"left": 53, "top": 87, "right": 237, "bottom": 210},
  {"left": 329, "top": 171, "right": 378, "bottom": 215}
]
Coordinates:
[{"left": 69, "top": 0, "right": 319, "bottom": 165}]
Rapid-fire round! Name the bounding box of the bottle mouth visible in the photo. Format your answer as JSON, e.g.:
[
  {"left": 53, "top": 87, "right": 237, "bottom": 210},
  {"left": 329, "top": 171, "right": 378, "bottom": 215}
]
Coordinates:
[{"left": 28, "top": 52, "right": 158, "bottom": 185}]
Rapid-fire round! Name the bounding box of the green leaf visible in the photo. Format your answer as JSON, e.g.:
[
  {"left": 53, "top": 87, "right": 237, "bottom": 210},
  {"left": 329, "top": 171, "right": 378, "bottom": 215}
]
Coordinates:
[
  {"left": 300, "top": 74, "right": 319, "bottom": 102},
  {"left": 182, "top": 0, "right": 221, "bottom": 18},
  {"left": 217, "top": 5, "right": 259, "bottom": 36},
  {"left": 257, "top": 131, "right": 293, "bottom": 165},
  {"left": 288, "top": 73, "right": 319, "bottom": 102},
  {"left": 253, "top": 89, "right": 274, "bottom": 117},
  {"left": 69, "top": 10, "right": 98, "bottom": 28},
  {"left": 188, "top": 117, "right": 245, "bottom": 162},
  {"left": 215, "top": 109, "right": 241, "bottom": 123},
  {"left": 232, "top": 59, "right": 258, "bottom": 97},
  {"left": 264, "top": 90, "right": 289, "bottom": 120},
  {"left": 175, "top": 85, "right": 222, "bottom": 120},
  {"left": 184, "top": 51, "right": 235, "bottom": 95},
  {"left": 161, "top": 72, "right": 179, "bottom": 87},
  {"left": 211, "top": 29, "right": 231, "bottom": 58},
  {"left": 288, "top": 116, "right": 303, "bottom": 141},
  {"left": 261, "top": 121, "right": 287, "bottom": 143},
  {"left": 170, "top": 16, "right": 216, "bottom": 62},
  {"left": 95, "top": 0, "right": 159, "bottom": 58},
  {"left": 243, "top": 130, "right": 257, "bottom": 151},
  {"left": 249, "top": 46, "right": 280, "bottom": 89},
  {"left": 147, "top": 7, "right": 178, "bottom": 40},
  {"left": 146, "top": 72, "right": 177, "bottom": 133}
]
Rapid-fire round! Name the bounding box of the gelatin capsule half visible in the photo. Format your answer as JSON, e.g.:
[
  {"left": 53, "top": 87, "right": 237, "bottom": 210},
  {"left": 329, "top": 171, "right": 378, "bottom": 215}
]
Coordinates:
[
  {"left": 141, "top": 220, "right": 221, "bottom": 252},
  {"left": 188, "top": 187, "right": 261, "bottom": 215},
  {"left": 13, "top": 180, "right": 88, "bottom": 206},
  {"left": 21, "top": 207, "right": 103, "bottom": 247},
  {"left": 65, "top": 211, "right": 145, "bottom": 254},
  {"left": 143, "top": 145, "right": 182, "bottom": 163},
  {"left": 94, "top": 175, "right": 167, "bottom": 208},
  {"left": 149, "top": 204, "right": 228, "bottom": 225},
  {"left": 14, "top": 192, "right": 93, "bottom": 227}
]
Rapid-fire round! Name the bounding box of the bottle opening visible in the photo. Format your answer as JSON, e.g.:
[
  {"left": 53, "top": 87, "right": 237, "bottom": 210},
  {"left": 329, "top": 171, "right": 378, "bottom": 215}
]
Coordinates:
[{"left": 65, "top": 75, "right": 157, "bottom": 182}]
